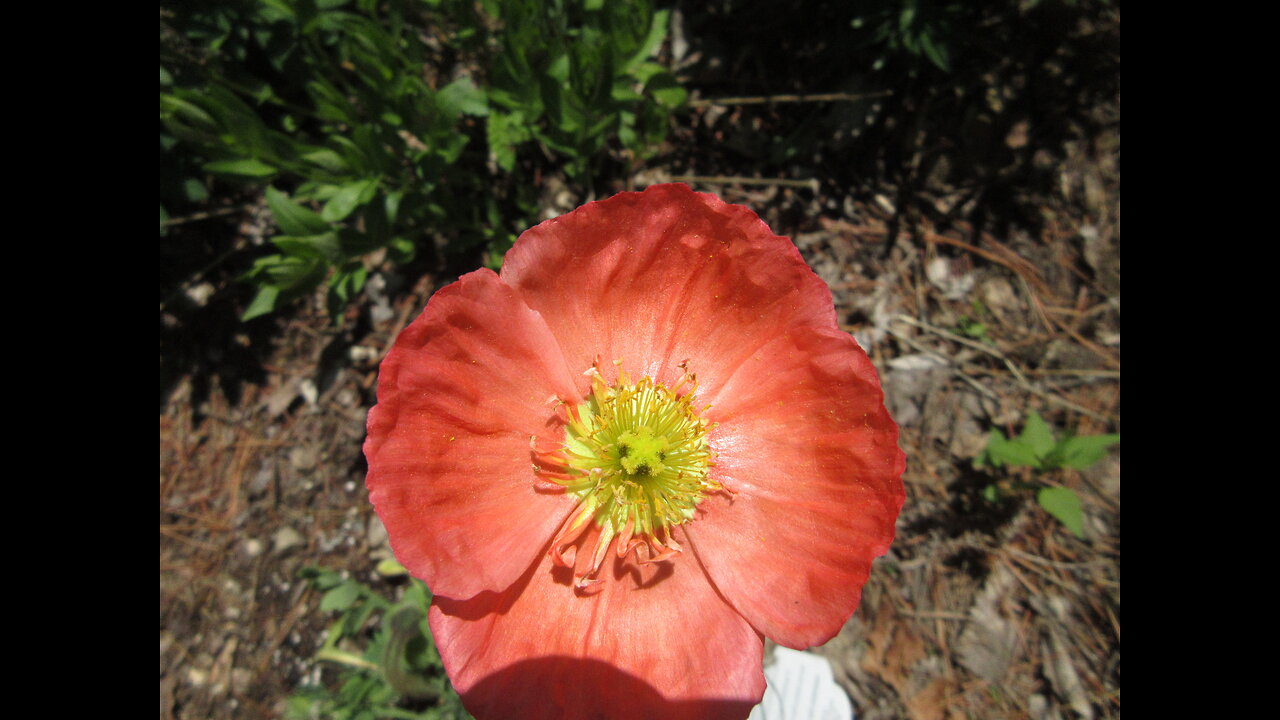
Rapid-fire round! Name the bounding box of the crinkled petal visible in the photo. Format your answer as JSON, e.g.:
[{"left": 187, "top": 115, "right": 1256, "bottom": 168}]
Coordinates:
[
  {"left": 687, "top": 326, "right": 906, "bottom": 649},
  {"left": 499, "top": 183, "right": 836, "bottom": 387},
  {"left": 430, "top": 528, "right": 765, "bottom": 720},
  {"left": 365, "top": 269, "right": 582, "bottom": 600}
]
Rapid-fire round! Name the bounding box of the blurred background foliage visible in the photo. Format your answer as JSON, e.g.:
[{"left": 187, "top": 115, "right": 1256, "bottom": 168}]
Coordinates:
[
  {"left": 161, "top": 0, "right": 683, "bottom": 323},
  {"left": 161, "top": 0, "right": 1116, "bottom": 326}
]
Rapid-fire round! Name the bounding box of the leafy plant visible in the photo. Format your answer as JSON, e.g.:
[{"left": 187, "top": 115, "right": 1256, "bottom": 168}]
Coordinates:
[
  {"left": 160, "top": 0, "right": 682, "bottom": 322},
  {"left": 288, "top": 565, "right": 471, "bottom": 720},
  {"left": 850, "top": 0, "right": 970, "bottom": 73},
  {"left": 975, "top": 411, "right": 1119, "bottom": 537},
  {"left": 483, "top": 0, "right": 684, "bottom": 179}
]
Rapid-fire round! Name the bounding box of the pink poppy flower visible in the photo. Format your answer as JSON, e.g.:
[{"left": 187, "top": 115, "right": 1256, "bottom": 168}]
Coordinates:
[{"left": 365, "top": 183, "right": 905, "bottom": 720}]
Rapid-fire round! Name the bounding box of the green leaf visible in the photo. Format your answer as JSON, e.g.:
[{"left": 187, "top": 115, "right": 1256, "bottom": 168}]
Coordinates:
[
  {"left": 320, "top": 581, "right": 363, "bottom": 612},
  {"left": 328, "top": 136, "right": 372, "bottom": 174},
  {"left": 203, "top": 158, "right": 278, "bottom": 178},
  {"left": 388, "top": 236, "right": 416, "bottom": 264},
  {"left": 301, "top": 148, "right": 349, "bottom": 174},
  {"left": 271, "top": 232, "right": 342, "bottom": 263},
  {"left": 160, "top": 94, "right": 218, "bottom": 135},
  {"left": 624, "top": 9, "right": 670, "bottom": 73},
  {"left": 1018, "top": 412, "right": 1056, "bottom": 461},
  {"left": 266, "top": 186, "right": 331, "bottom": 236},
  {"left": 437, "top": 77, "right": 489, "bottom": 117},
  {"left": 899, "top": 4, "right": 917, "bottom": 32},
  {"left": 241, "top": 285, "right": 280, "bottom": 321},
  {"left": 546, "top": 54, "right": 571, "bottom": 84},
  {"left": 381, "top": 605, "right": 437, "bottom": 699},
  {"left": 202, "top": 85, "right": 277, "bottom": 158},
  {"left": 243, "top": 254, "right": 327, "bottom": 292},
  {"left": 487, "top": 111, "right": 531, "bottom": 171},
  {"left": 611, "top": 80, "right": 644, "bottom": 103},
  {"left": 182, "top": 177, "right": 209, "bottom": 203},
  {"left": 1057, "top": 434, "right": 1121, "bottom": 470},
  {"left": 628, "top": 61, "right": 666, "bottom": 84},
  {"left": 982, "top": 429, "right": 1041, "bottom": 469},
  {"left": 321, "top": 178, "right": 379, "bottom": 222},
  {"left": 375, "top": 558, "right": 408, "bottom": 577},
  {"left": 298, "top": 566, "right": 344, "bottom": 590},
  {"left": 919, "top": 33, "right": 951, "bottom": 71},
  {"left": 646, "top": 72, "right": 687, "bottom": 109},
  {"left": 306, "top": 79, "right": 359, "bottom": 124},
  {"left": 351, "top": 125, "right": 395, "bottom": 174},
  {"left": 1037, "top": 487, "right": 1085, "bottom": 538}
]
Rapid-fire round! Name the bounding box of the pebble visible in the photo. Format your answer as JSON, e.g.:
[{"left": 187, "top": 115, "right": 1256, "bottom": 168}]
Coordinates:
[
  {"left": 299, "top": 379, "right": 318, "bottom": 406},
  {"left": 289, "top": 447, "right": 317, "bottom": 472},
  {"left": 336, "top": 388, "right": 357, "bottom": 408},
  {"left": 231, "top": 669, "right": 253, "bottom": 694},
  {"left": 243, "top": 538, "right": 263, "bottom": 557},
  {"left": 274, "top": 526, "right": 305, "bottom": 553},
  {"left": 184, "top": 282, "right": 215, "bottom": 307},
  {"left": 367, "top": 516, "right": 389, "bottom": 549}
]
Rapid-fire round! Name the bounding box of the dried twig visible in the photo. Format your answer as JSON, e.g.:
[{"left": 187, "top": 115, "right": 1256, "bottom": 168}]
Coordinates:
[
  {"left": 688, "top": 90, "right": 892, "bottom": 108},
  {"left": 664, "top": 174, "right": 821, "bottom": 192},
  {"left": 892, "top": 315, "right": 1117, "bottom": 424},
  {"left": 161, "top": 205, "right": 243, "bottom": 227}
]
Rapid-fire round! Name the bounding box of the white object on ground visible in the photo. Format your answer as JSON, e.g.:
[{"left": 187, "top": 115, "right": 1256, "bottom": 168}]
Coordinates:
[{"left": 748, "top": 647, "right": 854, "bottom": 720}]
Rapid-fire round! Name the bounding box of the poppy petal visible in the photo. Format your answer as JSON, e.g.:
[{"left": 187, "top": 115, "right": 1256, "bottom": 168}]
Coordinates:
[
  {"left": 687, "top": 326, "right": 906, "bottom": 649},
  {"left": 429, "top": 531, "right": 766, "bottom": 720},
  {"left": 365, "top": 269, "right": 583, "bottom": 600},
  {"left": 500, "top": 183, "right": 836, "bottom": 387}
]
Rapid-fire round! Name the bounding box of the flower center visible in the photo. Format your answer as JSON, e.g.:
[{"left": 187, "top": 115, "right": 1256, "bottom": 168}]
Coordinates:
[{"left": 533, "top": 360, "right": 720, "bottom": 593}]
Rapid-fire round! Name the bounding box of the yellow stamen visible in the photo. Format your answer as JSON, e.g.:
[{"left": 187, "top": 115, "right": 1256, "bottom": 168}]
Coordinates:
[{"left": 536, "top": 359, "right": 719, "bottom": 590}]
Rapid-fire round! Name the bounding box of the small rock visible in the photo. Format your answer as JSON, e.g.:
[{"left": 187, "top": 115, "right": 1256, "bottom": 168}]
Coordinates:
[
  {"left": 289, "top": 447, "right": 317, "bottom": 472},
  {"left": 231, "top": 668, "right": 253, "bottom": 695},
  {"left": 184, "top": 282, "right": 216, "bottom": 307},
  {"left": 160, "top": 631, "right": 175, "bottom": 666},
  {"left": 926, "top": 257, "right": 975, "bottom": 300},
  {"left": 1029, "top": 694, "right": 1063, "bottom": 720},
  {"left": 979, "top": 278, "right": 1020, "bottom": 321},
  {"left": 336, "top": 388, "right": 357, "bottom": 408},
  {"left": 299, "top": 379, "right": 319, "bottom": 406},
  {"left": 274, "top": 526, "right": 305, "bottom": 553},
  {"left": 371, "top": 302, "right": 395, "bottom": 324},
  {"left": 249, "top": 463, "right": 274, "bottom": 496},
  {"left": 958, "top": 565, "right": 1019, "bottom": 682},
  {"left": 884, "top": 353, "right": 950, "bottom": 427},
  {"left": 264, "top": 378, "right": 301, "bottom": 417},
  {"left": 349, "top": 346, "right": 381, "bottom": 364},
  {"left": 1042, "top": 631, "right": 1093, "bottom": 720},
  {"left": 367, "top": 516, "right": 389, "bottom": 549}
]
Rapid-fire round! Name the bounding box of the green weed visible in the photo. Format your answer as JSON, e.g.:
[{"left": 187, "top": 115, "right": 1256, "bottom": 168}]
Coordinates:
[
  {"left": 287, "top": 565, "right": 472, "bottom": 720},
  {"left": 975, "top": 411, "right": 1118, "bottom": 537}
]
